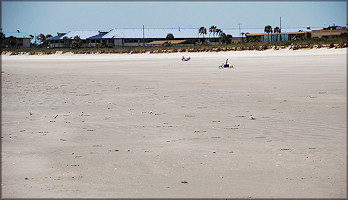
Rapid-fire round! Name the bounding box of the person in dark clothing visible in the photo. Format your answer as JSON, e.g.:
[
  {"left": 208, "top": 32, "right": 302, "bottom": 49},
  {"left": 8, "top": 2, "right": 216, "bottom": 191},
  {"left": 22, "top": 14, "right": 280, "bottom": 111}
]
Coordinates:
[{"left": 224, "top": 59, "right": 229, "bottom": 67}]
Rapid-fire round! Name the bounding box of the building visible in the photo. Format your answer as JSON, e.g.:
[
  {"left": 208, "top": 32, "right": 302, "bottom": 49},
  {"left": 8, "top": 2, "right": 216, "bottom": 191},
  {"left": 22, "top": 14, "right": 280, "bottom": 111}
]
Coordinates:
[
  {"left": 46, "top": 28, "right": 223, "bottom": 48},
  {"left": 46, "top": 31, "right": 100, "bottom": 48},
  {"left": 311, "top": 29, "right": 348, "bottom": 38},
  {"left": 1, "top": 31, "right": 32, "bottom": 47},
  {"left": 46, "top": 27, "right": 336, "bottom": 48},
  {"left": 146, "top": 40, "right": 189, "bottom": 46},
  {"left": 245, "top": 31, "right": 311, "bottom": 42}
]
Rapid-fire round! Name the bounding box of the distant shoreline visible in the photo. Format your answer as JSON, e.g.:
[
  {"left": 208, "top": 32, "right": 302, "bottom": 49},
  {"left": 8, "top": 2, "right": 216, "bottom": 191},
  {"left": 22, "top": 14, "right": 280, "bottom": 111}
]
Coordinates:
[
  {"left": 1, "top": 43, "right": 347, "bottom": 56},
  {"left": 2, "top": 48, "right": 346, "bottom": 62}
]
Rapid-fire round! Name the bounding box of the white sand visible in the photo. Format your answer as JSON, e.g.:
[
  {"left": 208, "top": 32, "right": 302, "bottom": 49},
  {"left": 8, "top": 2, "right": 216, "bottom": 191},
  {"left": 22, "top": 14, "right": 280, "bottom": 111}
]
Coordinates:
[{"left": 1, "top": 48, "right": 346, "bottom": 198}]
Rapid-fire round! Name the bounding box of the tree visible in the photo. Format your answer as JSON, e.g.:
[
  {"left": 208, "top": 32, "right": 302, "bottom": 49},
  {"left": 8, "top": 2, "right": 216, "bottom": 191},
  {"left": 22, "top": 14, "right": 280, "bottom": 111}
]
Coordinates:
[
  {"left": 35, "top": 34, "right": 53, "bottom": 47},
  {"left": 226, "top": 34, "right": 233, "bottom": 44},
  {"left": 212, "top": 28, "right": 227, "bottom": 44},
  {"left": 264, "top": 25, "right": 273, "bottom": 42},
  {"left": 220, "top": 32, "right": 226, "bottom": 44},
  {"left": 264, "top": 25, "right": 273, "bottom": 33},
  {"left": 166, "top": 33, "right": 174, "bottom": 40},
  {"left": 209, "top": 25, "right": 217, "bottom": 37},
  {"left": 8, "top": 36, "right": 19, "bottom": 48},
  {"left": 273, "top": 27, "right": 280, "bottom": 41},
  {"left": 0, "top": 32, "right": 6, "bottom": 47},
  {"left": 323, "top": 24, "right": 342, "bottom": 30},
  {"left": 37, "top": 34, "right": 53, "bottom": 47},
  {"left": 214, "top": 29, "right": 229, "bottom": 44},
  {"left": 199, "top": 27, "right": 207, "bottom": 39},
  {"left": 215, "top": 28, "right": 222, "bottom": 36},
  {"left": 241, "top": 32, "right": 245, "bottom": 42},
  {"left": 2, "top": 36, "right": 17, "bottom": 48},
  {"left": 37, "top": 33, "right": 46, "bottom": 46},
  {"left": 274, "top": 27, "right": 280, "bottom": 33},
  {"left": 220, "top": 32, "right": 231, "bottom": 44},
  {"left": 245, "top": 32, "right": 250, "bottom": 42},
  {"left": 71, "top": 36, "right": 82, "bottom": 48}
]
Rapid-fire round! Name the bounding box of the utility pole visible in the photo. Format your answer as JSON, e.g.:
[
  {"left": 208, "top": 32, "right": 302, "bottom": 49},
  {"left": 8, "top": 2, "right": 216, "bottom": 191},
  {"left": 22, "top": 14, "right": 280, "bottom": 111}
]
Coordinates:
[
  {"left": 238, "top": 23, "right": 242, "bottom": 44},
  {"left": 142, "top": 25, "right": 144, "bottom": 47},
  {"left": 279, "top": 16, "right": 282, "bottom": 42},
  {"left": 280, "top": 16, "right": 282, "bottom": 33},
  {"left": 238, "top": 23, "right": 241, "bottom": 37}
]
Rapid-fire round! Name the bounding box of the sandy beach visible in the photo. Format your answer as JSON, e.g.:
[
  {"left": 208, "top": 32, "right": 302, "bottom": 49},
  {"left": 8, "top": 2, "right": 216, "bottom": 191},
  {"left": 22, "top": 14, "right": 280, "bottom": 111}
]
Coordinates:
[{"left": 1, "top": 48, "right": 346, "bottom": 198}]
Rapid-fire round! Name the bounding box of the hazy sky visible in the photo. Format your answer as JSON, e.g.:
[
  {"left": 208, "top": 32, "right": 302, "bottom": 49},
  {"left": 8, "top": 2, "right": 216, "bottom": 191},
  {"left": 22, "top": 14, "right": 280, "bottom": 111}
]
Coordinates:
[{"left": 1, "top": 1, "right": 346, "bottom": 35}]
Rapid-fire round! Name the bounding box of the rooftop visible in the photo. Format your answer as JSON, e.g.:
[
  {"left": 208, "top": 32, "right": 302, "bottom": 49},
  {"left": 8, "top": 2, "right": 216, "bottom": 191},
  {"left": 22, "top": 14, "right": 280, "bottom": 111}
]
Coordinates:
[
  {"left": 147, "top": 40, "right": 187, "bottom": 45},
  {"left": 44, "top": 27, "right": 323, "bottom": 41},
  {"left": 2, "top": 32, "right": 31, "bottom": 39},
  {"left": 246, "top": 31, "right": 309, "bottom": 36}
]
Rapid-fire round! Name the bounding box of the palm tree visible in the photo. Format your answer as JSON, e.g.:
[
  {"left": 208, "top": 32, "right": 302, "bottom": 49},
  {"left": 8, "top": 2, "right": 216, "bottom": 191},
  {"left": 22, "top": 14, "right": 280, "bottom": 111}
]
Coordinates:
[
  {"left": 245, "top": 32, "right": 250, "bottom": 42},
  {"left": 215, "top": 29, "right": 228, "bottom": 44},
  {"left": 241, "top": 32, "right": 245, "bottom": 42},
  {"left": 37, "top": 33, "right": 46, "bottom": 46},
  {"left": 274, "top": 27, "right": 280, "bottom": 33},
  {"left": 166, "top": 33, "right": 174, "bottom": 40},
  {"left": 264, "top": 25, "right": 272, "bottom": 42},
  {"left": 221, "top": 32, "right": 230, "bottom": 44},
  {"left": 28, "top": 34, "right": 34, "bottom": 47},
  {"left": 215, "top": 29, "right": 222, "bottom": 36},
  {"left": 209, "top": 25, "right": 217, "bottom": 37},
  {"left": 198, "top": 27, "right": 207, "bottom": 39},
  {"left": 274, "top": 27, "right": 280, "bottom": 41}
]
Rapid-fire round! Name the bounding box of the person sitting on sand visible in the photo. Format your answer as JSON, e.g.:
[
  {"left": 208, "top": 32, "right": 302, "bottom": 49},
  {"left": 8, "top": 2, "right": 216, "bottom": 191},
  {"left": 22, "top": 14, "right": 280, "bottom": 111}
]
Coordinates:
[
  {"left": 224, "top": 59, "right": 230, "bottom": 68},
  {"left": 224, "top": 59, "right": 233, "bottom": 68},
  {"left": 182, "top": 56, "right": 191, "bottom": 61}
]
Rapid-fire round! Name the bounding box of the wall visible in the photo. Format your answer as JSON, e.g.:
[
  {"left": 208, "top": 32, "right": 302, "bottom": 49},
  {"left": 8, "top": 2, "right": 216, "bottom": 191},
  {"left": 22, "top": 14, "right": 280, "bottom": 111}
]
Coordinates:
[
  {"left": 281, "top": 34, "right": 288, "bottom": 41},
  {"left": 23, "top": 38, "right": 30, "bottom": 47},
  {"left": 311, "top": 29, "right": 348, "bottom": 38}
]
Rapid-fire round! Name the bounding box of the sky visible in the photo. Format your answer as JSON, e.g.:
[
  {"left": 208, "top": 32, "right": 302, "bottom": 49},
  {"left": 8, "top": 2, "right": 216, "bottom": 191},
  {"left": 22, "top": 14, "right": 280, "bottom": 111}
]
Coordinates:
[{"left": 1, "top": 1, "right": 347, "bottom": 36}]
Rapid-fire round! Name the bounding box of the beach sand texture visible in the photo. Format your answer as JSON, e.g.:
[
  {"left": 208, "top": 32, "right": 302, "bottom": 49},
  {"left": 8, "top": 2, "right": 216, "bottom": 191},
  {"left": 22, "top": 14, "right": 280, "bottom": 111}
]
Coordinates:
[{"left": 1, "top": 48, "right": 346, "bottom": 198}]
